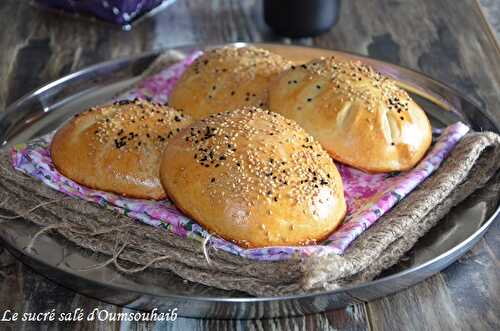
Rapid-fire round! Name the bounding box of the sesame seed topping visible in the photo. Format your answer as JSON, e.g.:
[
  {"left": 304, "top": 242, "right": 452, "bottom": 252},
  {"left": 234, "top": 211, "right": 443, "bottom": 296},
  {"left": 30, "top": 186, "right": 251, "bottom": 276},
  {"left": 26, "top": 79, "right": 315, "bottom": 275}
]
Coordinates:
[
  {"left": 290, "top": 56, "right": 415, "bottom": 113},
  {"left": 178, "top": 107, "right": 338, "bottom": 212},
  {"left": 91, "top": 99, "right": 192, "bottom": 151}
]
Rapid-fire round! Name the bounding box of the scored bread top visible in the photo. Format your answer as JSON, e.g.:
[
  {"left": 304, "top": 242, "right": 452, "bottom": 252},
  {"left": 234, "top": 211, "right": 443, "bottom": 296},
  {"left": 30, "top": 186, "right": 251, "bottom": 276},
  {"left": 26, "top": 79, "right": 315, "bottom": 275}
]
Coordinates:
[
  {"left": 268, "top": 56, "right": 432, "bottom": 172},
  {"left": 50, "top": 99, "right": 192, "bottom": 200},
  {"left": 160, "top": 107, "right": 346, "bottom": 248},
  {"left": 169, "top": 46, "right": 292, "bottom": 120}
]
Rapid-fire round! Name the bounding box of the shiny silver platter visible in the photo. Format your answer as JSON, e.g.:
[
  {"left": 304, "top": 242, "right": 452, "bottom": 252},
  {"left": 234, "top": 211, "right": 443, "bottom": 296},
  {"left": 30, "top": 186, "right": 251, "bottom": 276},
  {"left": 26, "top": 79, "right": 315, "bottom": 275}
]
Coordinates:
[{"left": 0, "top": 43, "right": 498, "bottom": 319}]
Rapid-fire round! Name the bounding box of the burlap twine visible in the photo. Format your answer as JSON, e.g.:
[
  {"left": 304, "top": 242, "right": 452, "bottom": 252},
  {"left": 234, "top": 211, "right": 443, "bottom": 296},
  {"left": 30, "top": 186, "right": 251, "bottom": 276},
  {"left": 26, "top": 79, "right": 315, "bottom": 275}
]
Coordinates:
[{"left": 1, "top": 131, "right": 499, "bottom": 296}]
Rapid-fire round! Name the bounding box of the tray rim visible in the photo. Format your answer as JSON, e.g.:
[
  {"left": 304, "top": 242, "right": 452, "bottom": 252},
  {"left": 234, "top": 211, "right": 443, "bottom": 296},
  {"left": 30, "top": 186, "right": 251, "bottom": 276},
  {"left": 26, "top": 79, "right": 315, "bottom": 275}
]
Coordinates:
[{"left": 0, "top": 42, "right": 499, "bottom": 304}]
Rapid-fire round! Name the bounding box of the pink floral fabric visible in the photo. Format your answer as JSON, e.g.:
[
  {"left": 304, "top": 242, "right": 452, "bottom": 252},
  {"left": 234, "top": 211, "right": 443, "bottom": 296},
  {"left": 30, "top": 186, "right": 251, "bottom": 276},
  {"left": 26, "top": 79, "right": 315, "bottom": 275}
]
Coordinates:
[{"left": 10, "top": 52, "right": 470, "bottom": 260}]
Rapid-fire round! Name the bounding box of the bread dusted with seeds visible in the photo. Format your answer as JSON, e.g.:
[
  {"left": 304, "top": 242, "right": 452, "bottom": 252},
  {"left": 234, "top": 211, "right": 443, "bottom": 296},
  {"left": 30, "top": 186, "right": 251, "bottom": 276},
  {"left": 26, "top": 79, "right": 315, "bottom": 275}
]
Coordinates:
[
  {"left": 169, "top": 47, "right": 292, "bottom": 120},
  {"left": 160, "top": 107, "right": 346, "bottom": 248},
  {"left": 51, "top": 99, "right": 192, "bottom": 200},
  {"left": 268, "top": 57, "right": 432, "bottom": 172}
]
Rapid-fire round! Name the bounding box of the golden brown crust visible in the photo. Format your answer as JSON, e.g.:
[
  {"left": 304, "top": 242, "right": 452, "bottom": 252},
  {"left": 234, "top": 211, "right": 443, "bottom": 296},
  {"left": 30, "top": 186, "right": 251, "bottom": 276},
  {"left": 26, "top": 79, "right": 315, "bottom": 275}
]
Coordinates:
[
  {"left": 268, "top": 57, "right": 433, "bottom": 173},
  {"left": 50, "top": 99, "right": 192, "bottom": 200},
  {"left": 169, "top": 47, "right": 292, "bottom": 120},
  {"left": 160, "top": 107, "right": 346, "bottom": 248}
]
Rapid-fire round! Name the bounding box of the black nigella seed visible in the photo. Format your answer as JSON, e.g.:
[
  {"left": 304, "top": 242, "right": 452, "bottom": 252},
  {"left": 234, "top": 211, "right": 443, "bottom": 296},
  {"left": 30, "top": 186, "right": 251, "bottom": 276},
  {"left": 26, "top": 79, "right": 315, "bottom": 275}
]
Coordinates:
[
  {"left": 231, "top": 91, "right": 235, "bottom": 95},
  {"left": 316, "top": 85, "right": 321, "bottom": 89},
  {"left": 211, "top": 178, "right": 215, "bottom": 183},
  {"left": 114, "top": 139, "right": 126, "bottom": 149},
  {"left": 174, "top": 116, "right": 181, "bottom": 122},
  {"left": 273, "top": 197, "right": 278, "bottom": 202},
  {"left": 400, "top": 117, "right": 404, "bottom": 120},
  {"left": 307, "top": 98, "right": 312, "bottom": 102}
]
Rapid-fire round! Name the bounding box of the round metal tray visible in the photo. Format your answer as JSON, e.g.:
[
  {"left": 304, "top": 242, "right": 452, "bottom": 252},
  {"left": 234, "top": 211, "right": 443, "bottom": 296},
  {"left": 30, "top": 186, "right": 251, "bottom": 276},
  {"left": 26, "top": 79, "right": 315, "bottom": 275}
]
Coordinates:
[{"left": 0, "top": 43, "right": 498, "bottom": 319}]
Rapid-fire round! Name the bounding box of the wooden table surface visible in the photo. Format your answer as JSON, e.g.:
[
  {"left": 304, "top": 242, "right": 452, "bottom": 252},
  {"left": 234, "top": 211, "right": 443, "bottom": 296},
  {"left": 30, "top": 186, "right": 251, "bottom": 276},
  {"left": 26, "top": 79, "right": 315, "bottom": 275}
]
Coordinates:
[{"left": 0, "top": 0, "right": 499, "bottom": 330}]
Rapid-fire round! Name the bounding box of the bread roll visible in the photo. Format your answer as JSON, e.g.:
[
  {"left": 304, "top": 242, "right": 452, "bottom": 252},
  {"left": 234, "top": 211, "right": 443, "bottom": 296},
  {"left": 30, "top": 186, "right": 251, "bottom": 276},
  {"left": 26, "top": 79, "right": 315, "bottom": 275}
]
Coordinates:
[
  {"left": 51, "top": 99, "right": 192, "bottom": 200},
  {"left": 169, "top": 47, "right": 292, "bottom": 120},
  {"left": 268, "top": 56, "right": 432, "bottom": 172},
  {"left": 160, "top": 107, "right": 346, "bottom": 248}
]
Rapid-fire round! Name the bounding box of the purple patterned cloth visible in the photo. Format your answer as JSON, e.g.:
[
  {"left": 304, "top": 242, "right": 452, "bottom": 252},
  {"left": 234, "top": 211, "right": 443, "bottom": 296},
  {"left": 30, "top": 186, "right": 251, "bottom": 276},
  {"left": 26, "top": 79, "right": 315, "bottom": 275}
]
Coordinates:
[
  {"left": 34, "top": 0, "right": 170, "bottom": 27},
  {"left": 10, "top": 53, "right": 470, "bottom": 261}
]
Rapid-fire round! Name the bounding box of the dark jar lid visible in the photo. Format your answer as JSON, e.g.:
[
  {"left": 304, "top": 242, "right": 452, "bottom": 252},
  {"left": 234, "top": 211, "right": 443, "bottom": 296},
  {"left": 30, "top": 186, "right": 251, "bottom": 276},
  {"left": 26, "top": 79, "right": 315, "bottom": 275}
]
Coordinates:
[{"left": 263, "top": 0, "right": 341, "bottom": 38}]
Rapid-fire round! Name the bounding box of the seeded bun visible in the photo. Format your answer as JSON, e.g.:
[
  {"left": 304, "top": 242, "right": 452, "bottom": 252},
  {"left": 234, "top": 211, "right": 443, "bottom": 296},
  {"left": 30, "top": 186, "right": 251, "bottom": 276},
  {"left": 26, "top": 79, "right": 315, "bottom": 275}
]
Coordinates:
[
  {"left": 160, "top": 107, "right": 346, "bottom": 248},
  {"left": 169, "top": 47, "right": 292, "bottom": 120},
  {"left": 268, "top": 57, "right": 432, "bottom": 173},
  {"left": 51, "top": 99, "right": 192, "bottom": 200}
]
